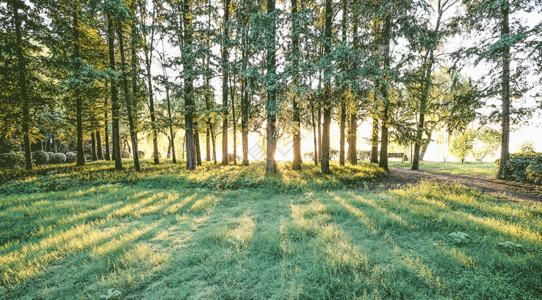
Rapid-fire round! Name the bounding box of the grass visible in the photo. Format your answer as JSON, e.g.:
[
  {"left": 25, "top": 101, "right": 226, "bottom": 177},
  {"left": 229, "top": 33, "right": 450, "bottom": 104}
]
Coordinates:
[
  {"left": 390, "top": 161, "right": 498, "bottom": 176},
  {"left": 1, "top": 160, "right": 541, "bottom": 299}
]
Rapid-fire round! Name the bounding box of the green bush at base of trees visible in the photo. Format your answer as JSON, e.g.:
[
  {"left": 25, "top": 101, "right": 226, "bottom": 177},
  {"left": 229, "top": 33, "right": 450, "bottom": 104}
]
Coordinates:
[{"left": 504, "top": 153, "right": 542, "bottom": 185}]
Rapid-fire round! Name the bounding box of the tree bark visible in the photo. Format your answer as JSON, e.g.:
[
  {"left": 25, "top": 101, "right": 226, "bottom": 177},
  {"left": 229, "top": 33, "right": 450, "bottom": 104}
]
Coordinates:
[
  {"left": 107, "top": 13, "right": 123, "bottom": 170},
  {"left": 221, "top": 0, "right": 230, "bottom": 166},
  {"left": 13, "top": 3, "right": 32, "bottom": 170},
  {"left": 321, "top": 0, "right": 333, "bottom": 174},
  {"left": 497, "top": 1, "right": 510, "bottom": 179},
  {"left": 311, "top": 101, "right": 318, "bottom": 165},
  {"left": 91, "top": 131, "right": 97, "bottom": 161},
  {"left": 378, "top": 16, "right": 391, "bottom": 173},
  {"left": 143, "top": 5, "right": 159, "bottom": 164},
  {"left": 230, "top": 78, "right": 237, "bottom": 165},
  {"left": 266, "top": 0, "right": 277, "bottom": 174},
  {"left": 73, "top": 9, "right": 85, "bottom": 166},
  {"left": 104, "top": 91, "right": 111, "bottom": 161},
  {"left": 96, "top": 129, "right": 103, "bottom": 160},
  {"left": 195, "top": 120, "right": 202, "bottom": 166},
  {"left": 182, "top": 0, "right": 196, "bottom": 170},
  {"left": 117, "top": 20, "right": 141, "bottom": 171},
  {"left": 291, "top": 0, "right": 302, "bottom": 170}
]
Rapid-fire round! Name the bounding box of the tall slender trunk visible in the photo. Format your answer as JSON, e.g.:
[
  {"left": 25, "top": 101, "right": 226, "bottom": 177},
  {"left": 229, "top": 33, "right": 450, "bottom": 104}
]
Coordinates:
[
  {"left": 378, "top": 17, "right": 391, "bottom": 172},
  {"left": 96, "top": 129, "right": 103, "bottom": 160},
  {"left": 497, "top": 1, "right": 510, "bottom": 179},
  {"left": 206, "top": 126, "right": 211, "bottom": 161},
  {"left": 241, "top": 16, "right": 250, "bottom": 166},
  {"left": 107, "top": 13, "right": 122, "bottom": 170},
  {"left": 231, "top": 81, "right": 237, "bottom": 165},
  {"left": 317, "top": 106, "right": 322, "bottom": 162},
  {"left": 73, "top": 9, "right": 85, "bottom": 166},
  {"left": 266, "top": 0, "right": 277, "bottom": 174},
  {"left": 13, "top": 3, "right": 32, "bottom": 170},
  {"left": 91, "top": 131, "right": 97, "bottom": 160},
  {"left": 370, "top": 91, "right": 379, "bottom": 163},
  {"left": 413, "top": 2, "right": 442, "bottom": 170},
  {"left": 291, "top": 0, "right": 302, "bottom": 170},
  {"left": 104, "top": 91, "right": 111, "bottom": 161},
  {"left": 144, "top": 5, "right": 159, "bottom": 164},
  {"left": 221, "top": 0, "right": 230, "bottom": 166},
  {"left": 311, "top": 101, "right": 318, "bottom": 165},
  {"left": 195, "top": 120, "right": 202, "bottom": 166},
  {"left": 117, "top": 20, "right": 141, "bottom": 171},
  {"left": 182, "top": 0, "right": 196, "bottom": 170},
  {"left": 211, "top": 124, "right": 217, "bottom": 164},
  {"left": 338, "top": 0, "right": 348, "bottom": 166},
  {"left": 165, "top": 73, "right": 176, "bottom": 163}
]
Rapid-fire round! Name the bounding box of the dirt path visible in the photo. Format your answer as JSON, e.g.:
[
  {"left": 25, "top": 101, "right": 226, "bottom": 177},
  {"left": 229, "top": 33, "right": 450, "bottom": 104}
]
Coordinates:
[{"left": 365, "top": 167, "right": 542, "bottom": 203}]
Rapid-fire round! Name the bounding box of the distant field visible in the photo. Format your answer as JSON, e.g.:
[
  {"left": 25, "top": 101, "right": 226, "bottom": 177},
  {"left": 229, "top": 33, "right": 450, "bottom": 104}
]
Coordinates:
[
  {"left": 390, "top": 161, "right": 498, "bottom": 176},
  {"left": 1, "top": 161, "right": 540, "bottom": 299}
]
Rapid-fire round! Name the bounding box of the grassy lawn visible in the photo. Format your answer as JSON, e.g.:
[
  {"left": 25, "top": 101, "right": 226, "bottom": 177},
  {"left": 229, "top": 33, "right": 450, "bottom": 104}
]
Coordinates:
[
  {"left": 1, "top": 161, "right": 541, "bottom": 299},
  {"left": 390, "top": 161, "right": 498, "bottom": 177}
]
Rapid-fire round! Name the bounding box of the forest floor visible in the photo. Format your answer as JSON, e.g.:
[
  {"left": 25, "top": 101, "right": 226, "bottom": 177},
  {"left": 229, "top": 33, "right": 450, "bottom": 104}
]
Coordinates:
[{"left": 1, "top": 161, "right": 541, "bottom": 299}]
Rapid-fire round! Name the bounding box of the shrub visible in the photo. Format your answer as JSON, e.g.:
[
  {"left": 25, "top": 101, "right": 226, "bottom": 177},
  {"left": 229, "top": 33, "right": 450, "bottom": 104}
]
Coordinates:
[
  {"left": 32, "top": 151, "right": 49, "bottom": 165},
  {"left": 65, "top": 152, "right": 77, "bottom": 163},
  {"left": 138, "top": 150, "right": 145, "bottom": 159},
  {"left": 504, "top": 153, "right": 542, "bottom": 185},
  {"left": 0, "top": 152, "right": 25, "bottom": 168},
  {"left": 46, "top": 152, "right": 55, "bottom": 160},
  {"left": 50, "top": 153, "right": 67, "bottom": 164}
]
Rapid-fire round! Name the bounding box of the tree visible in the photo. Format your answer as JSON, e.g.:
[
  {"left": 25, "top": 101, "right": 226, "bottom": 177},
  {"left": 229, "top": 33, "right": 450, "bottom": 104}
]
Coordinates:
[
  {"left": 450, "top": 128, "right": 476, "bottom": 163},
  {"left": 265, "top": 0, "right": 277, "bottom": 174}
]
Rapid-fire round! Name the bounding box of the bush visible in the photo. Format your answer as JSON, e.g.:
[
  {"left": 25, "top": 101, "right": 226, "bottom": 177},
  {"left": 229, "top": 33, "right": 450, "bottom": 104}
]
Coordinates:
[
  {"left": 65, "top": 152, "right": 77, "bottom": 163},
  {"left": 504, "top": 153, "right": 542, "bottom": 185},
  {"left": 46, "top": 152, "right": 55, "bottom": 160},
  {"left": 0, "top": 152, "right": 25, "bottom": 168},
  {"left": 32, "top": 151, "right": 49, "bottom": 165},
  {"left": 121, "top": 151, "right": 131, "bottom": 158},
  {"left": 138, "top": 150, "right": 145, "bottom": 159},
  {"left": 50, "top": 153, "right": 67, "bottom": 164}
]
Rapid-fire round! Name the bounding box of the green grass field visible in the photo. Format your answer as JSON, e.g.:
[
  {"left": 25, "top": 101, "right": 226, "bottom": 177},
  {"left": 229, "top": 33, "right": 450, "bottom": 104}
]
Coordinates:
[
  {"left": 390, "top": 161, "right": 498, "bottom": 176},
  {"left": 1, "top": 161, "right": 541, "bottom": 299}
]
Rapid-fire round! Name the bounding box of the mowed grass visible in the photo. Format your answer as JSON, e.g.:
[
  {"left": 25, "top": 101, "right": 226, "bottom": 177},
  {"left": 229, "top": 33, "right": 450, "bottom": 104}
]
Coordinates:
[
  {"left": 390, "top": 161, "right": 498, "bottom": 176},
  {"left": 1, "top": 161, "right": 541, "bottom": 299}
]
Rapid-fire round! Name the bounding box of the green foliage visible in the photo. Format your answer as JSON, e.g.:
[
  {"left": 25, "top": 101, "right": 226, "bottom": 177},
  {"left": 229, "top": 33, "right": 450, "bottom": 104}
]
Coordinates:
[
  {"left": 31, "top": 151, "right": 49, "bottom": 166},
  {"left": 65, "top": 152, "right": 76, "bottom": 163},
  {"left": 449, "top": 231, "right": 469, "bottom": 244},
  {"left": 517, "top": 140, "right": 537, "bottom": 154},
  {"left": 505, "top": 153, "right": 542, "bottom": 185},
  {"left": 472, "top": 127, "right": 500, "bottom": 161},
  {"left": 450, "top": 129, "right": 476, "bottom": 163},
  {"left": 0, "top": 152, "right": 24, "bottom": 168},
  {"left": 49, "top": 153, "right": 66, "bottom": 164}
]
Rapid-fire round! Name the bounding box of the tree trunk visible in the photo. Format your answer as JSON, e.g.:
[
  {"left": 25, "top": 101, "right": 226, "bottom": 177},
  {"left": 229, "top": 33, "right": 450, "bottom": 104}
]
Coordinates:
[
  {"left": 117, "top": 20, "right": 141, "bottom": 171},
  {"left": 265, "top": 0, "right": 277, "bottom": 174},
  {"left": 230, "top": 79, "right": 237, "bottom": 165},
  {"left": 144, "top": 6, "right": 159, "bottom": 165},
  {"left": 221, "top": 0, "right": 230, "bottom": 166},
  {"left": 317, "top": 106, "right": 322, "bottom": 163},
  {"left": 195, "top": 120, "right": 202, "bottom": 166},
  {"left": 13, "top": 3, "right": 32, "bottom": 170},
  {"left": 338, "top": 0, "right": 347, "bottom": 167},
  {"left": 96, "top": 129, "right": 103, "bottom": 160},
  {"left": 378, "top": 16, "right": 391, "bottom": 173},
  {"left": 291, "top": 0, "right": 302, "bottom": 170},
  {"left": 107, "top": 13, "right": 123, "bottom": 170},
  {"left": 206, "top": 126, "right": 211, "bottom": 161},
  {"left": 241, "top": 15, "right": 250, "bottom": 166},
  {"left": 182, "top": 0, "right": 196, "bottom": 170},
  {"left": 311, "top": 101, "right": 318, "bottom": 165},
  {"left": 91, "top": 131, "right": 97, "bottom": 161},
  {"left": 497, "top": 1, "right": 510, "bottom": 179},
  {"left": 321, "top": 0, "right": 332, "bottom": 174},
  {"left": 73, "top": 9, "right": 85, "bottom": 166},
  {"left": 348, "top": 110, "right": 357, "bottom": 165},
  {"left": 104, "top": 86, "right": 111, "bottom": 161}
]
